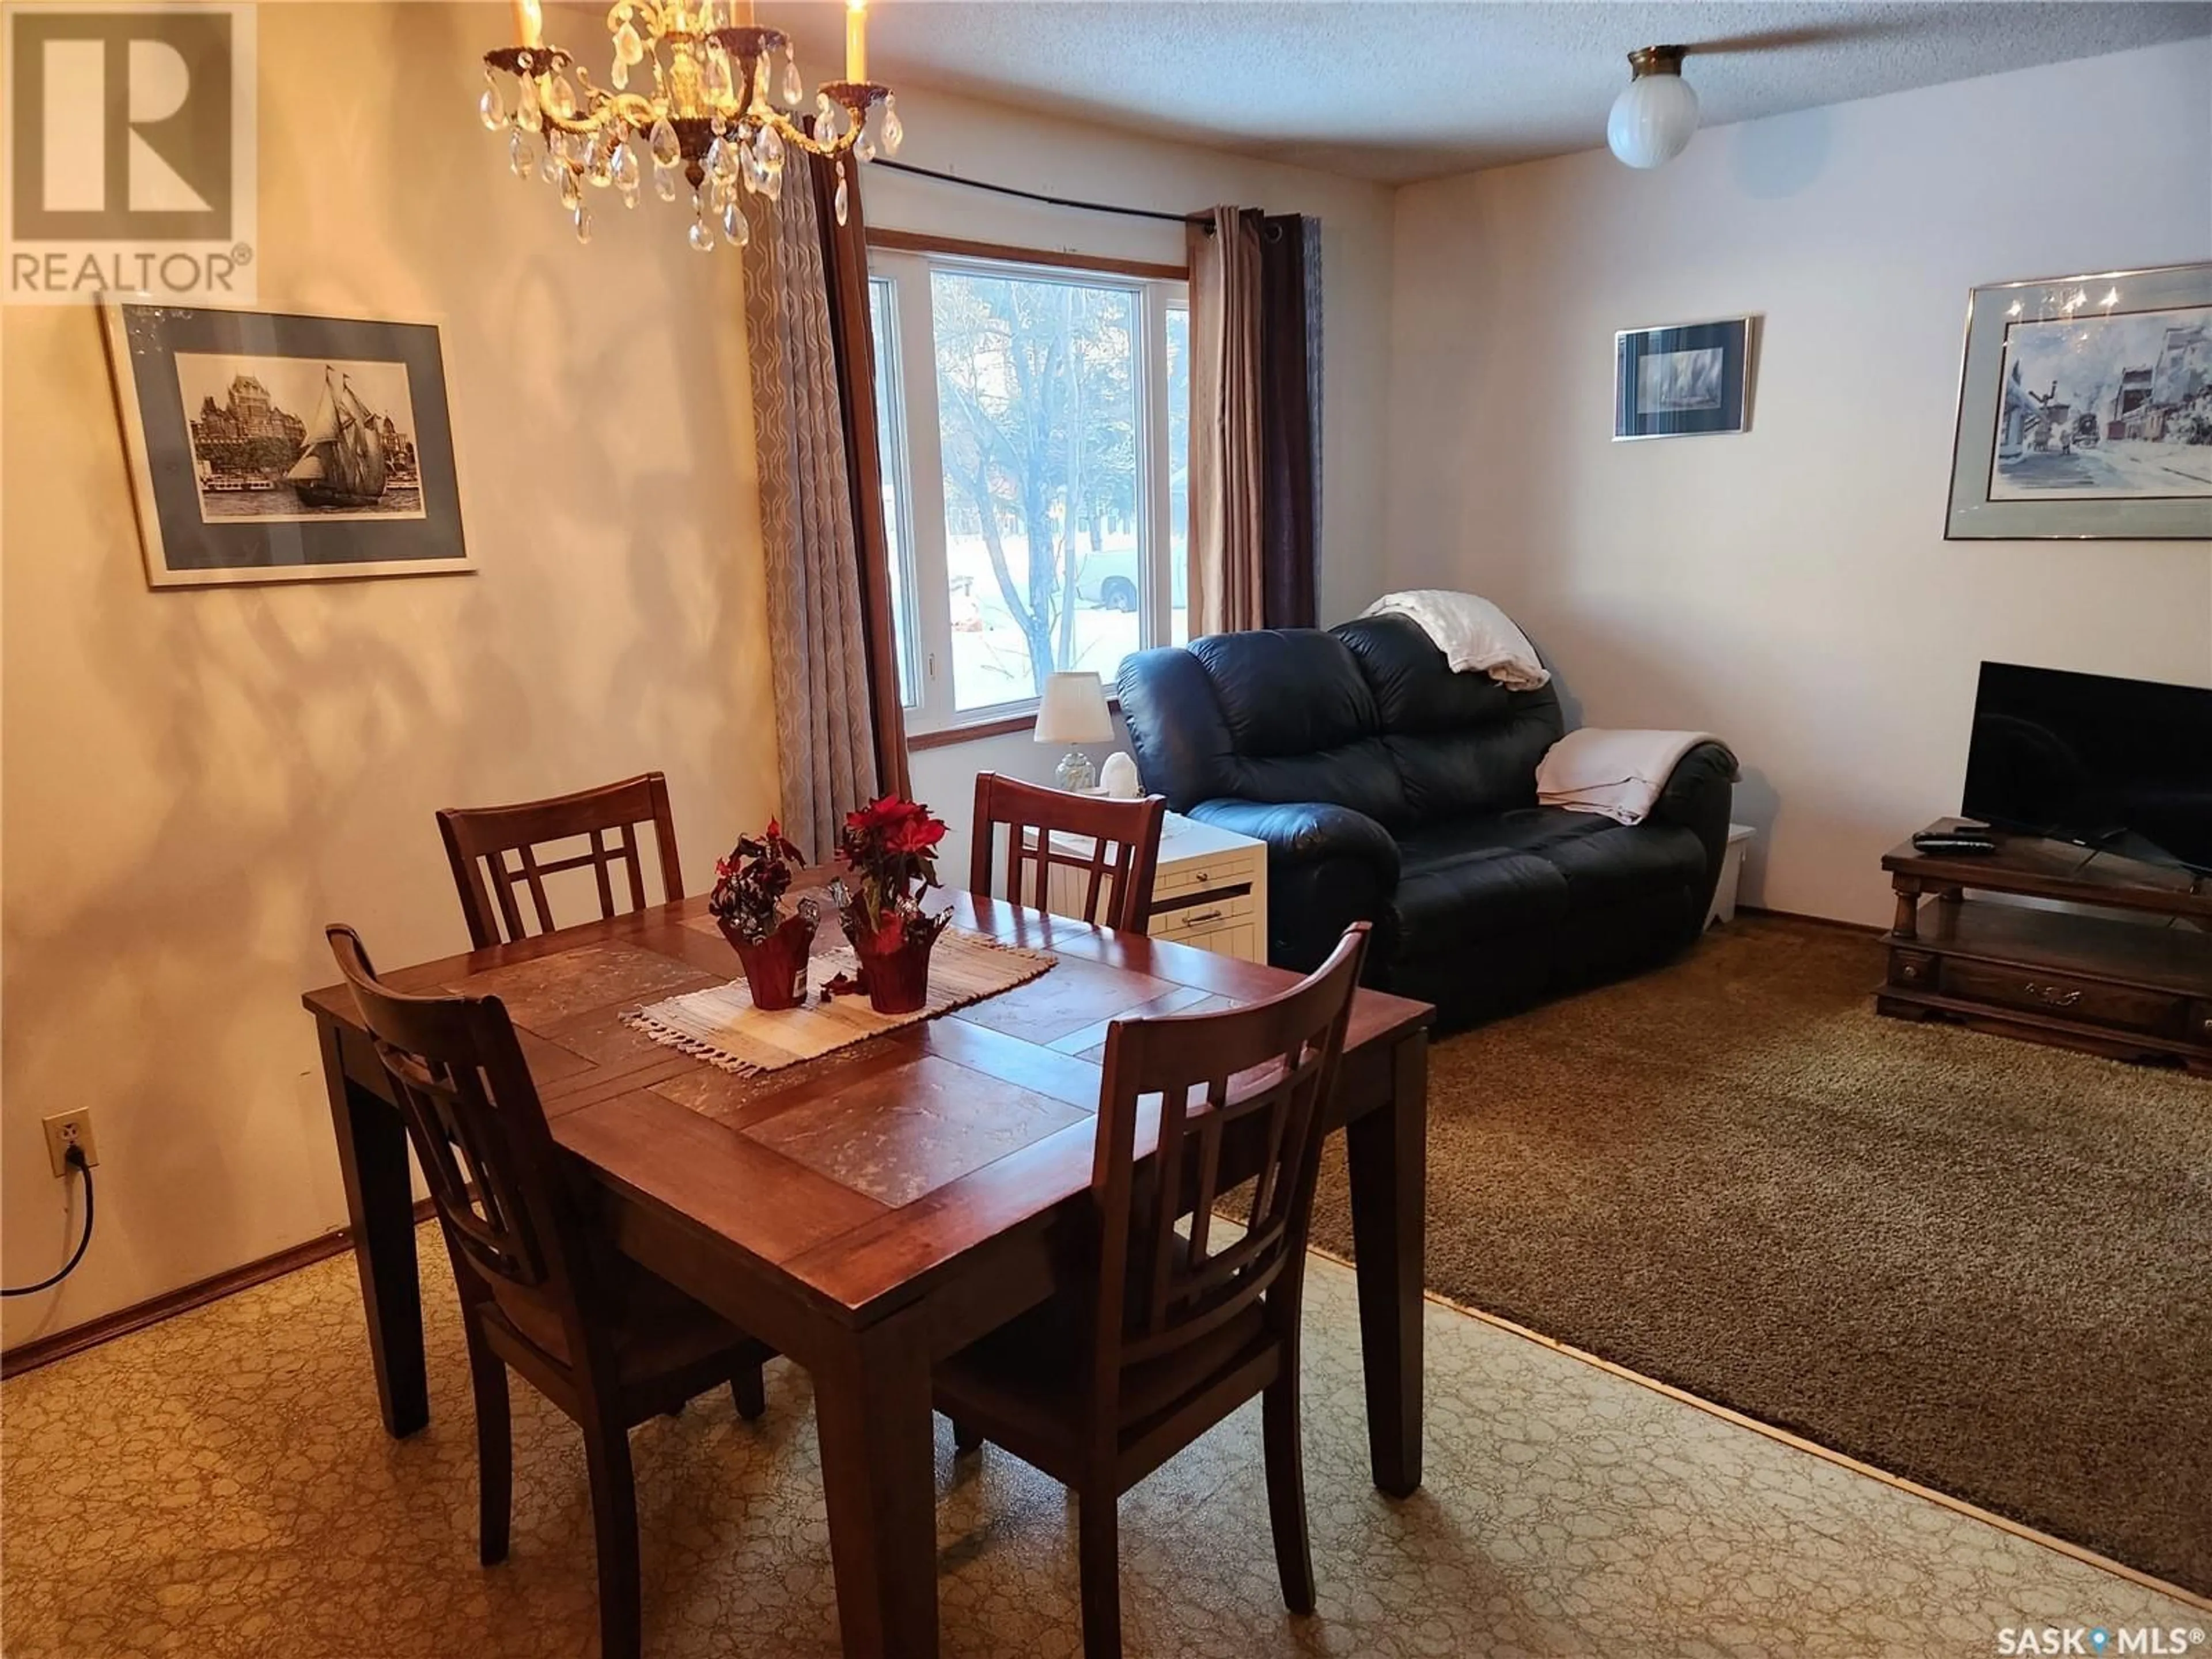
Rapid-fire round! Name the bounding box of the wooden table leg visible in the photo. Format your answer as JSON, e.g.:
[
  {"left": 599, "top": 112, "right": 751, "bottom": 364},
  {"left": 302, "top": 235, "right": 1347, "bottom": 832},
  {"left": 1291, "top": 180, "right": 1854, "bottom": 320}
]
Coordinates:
[
  {"left": 1892, "top": 878, "right": 1921, "bottom": 940},
  {"left": 1345, "top": 1030, "right": 1426, "bottom": 1498},
  {"left": 317, "top": 1020, "right": 428, "bottom": 1439},
  {"left": 813, "top": 1305, "right": 938, "bottom": 1659}
]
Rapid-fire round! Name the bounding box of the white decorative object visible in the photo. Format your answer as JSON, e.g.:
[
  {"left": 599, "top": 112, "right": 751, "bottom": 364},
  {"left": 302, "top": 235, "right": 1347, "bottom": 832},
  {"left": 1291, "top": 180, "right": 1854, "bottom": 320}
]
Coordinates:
[
  {"left": 1044, "top": 813, "right": 1270, "bottom": 963},
  {"left": 1100, "top": 752, "right": 1141, "bottom": 799},
  {"left": 1707, "top": 824, "right": 1756, "bottom": 929},
  {"left": 1035, "top": 671, "right": 1113, "bottom": 793},
  {"left": 1608, "top": 46, "right": 1698, "bottom": 169}
]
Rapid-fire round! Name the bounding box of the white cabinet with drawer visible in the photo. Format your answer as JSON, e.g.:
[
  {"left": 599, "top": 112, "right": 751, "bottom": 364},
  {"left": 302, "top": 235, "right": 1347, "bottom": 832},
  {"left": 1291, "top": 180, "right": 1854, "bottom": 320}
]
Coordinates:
[{"left": 1045, "top": 812, "right": 1270, "bottom": 963}]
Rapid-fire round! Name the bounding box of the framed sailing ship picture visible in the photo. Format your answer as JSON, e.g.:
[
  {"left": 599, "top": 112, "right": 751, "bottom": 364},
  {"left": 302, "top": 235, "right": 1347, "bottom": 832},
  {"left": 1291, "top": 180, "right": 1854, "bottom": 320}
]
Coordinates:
[{"left": 100, "top": 298, "right": 473, "bottom": 587}]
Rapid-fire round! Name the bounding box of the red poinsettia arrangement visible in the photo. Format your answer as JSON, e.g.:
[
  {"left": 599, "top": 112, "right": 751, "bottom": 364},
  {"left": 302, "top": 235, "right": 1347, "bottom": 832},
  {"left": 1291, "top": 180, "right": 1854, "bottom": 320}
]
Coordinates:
[
  {"left": 830, "top": 793, "right": 951, "bottom": 955},
  {"left": 709, "top": 819, "right": 806, "bottom": 944}
]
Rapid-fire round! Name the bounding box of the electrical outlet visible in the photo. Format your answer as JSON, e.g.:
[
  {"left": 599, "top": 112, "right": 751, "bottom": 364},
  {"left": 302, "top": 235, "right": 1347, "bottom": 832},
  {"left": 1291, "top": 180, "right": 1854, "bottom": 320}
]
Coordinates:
[{"left": 41, "top": 1111, "right": 99, "bottom": 1177}]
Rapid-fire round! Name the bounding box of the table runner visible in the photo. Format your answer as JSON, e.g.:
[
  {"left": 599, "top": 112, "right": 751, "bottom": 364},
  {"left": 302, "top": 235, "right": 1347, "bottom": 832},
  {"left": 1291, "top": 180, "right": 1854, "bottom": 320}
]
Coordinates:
[{"left": 622, "top": 926, "right": 1055, "bottom": 1074}]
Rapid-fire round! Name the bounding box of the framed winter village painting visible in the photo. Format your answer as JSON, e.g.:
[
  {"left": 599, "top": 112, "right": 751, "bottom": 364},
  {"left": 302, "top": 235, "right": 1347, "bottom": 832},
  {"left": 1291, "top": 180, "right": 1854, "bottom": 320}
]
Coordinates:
[
  {"left": 1946, "top": 262, "right": 2212, "bottom": 540},
  {"left": 100, "top": 299, "right": 472, "bottom": 586}
]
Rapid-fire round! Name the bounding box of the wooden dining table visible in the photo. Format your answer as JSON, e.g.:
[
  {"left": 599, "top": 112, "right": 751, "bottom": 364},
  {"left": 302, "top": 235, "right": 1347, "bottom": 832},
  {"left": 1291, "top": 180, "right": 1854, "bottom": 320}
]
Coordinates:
[{"left": 302, "top": 889, "right": 1433, "bottom": 1659}]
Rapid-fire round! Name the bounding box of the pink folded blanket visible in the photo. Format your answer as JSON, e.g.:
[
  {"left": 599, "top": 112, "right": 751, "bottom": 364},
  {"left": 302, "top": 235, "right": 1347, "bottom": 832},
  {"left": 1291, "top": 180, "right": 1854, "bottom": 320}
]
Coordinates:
[{"left": 1536, "top": 728, "right": 1721, "bottom": 825}]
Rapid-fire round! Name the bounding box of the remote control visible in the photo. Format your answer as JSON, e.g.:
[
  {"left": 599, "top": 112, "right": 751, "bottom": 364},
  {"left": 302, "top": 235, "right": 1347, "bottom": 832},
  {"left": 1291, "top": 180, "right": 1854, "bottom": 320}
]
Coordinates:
[{"left": 1912, "top": 833, "right": 1998, "bottom": 855}]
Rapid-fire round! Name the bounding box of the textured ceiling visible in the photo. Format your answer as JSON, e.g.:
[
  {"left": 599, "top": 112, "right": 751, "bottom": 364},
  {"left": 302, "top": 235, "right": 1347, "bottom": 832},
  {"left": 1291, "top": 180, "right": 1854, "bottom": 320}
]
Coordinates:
[{"left": 815, "top": 1, "right": 2212, "bottom": 183}]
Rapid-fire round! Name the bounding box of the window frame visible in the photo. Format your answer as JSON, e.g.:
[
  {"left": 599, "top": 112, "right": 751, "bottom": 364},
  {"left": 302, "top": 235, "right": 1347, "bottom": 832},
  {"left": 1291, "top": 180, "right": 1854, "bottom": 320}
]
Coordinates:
[{"left": 866, "top": 238, "right": 1191, "bottom": 740}]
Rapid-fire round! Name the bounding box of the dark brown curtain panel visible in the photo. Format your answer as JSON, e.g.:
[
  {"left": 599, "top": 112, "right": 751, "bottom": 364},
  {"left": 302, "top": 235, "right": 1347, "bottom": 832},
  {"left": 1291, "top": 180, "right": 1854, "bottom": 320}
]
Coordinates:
[
  {"left": 1258, "top": 214, "right": 1321, "bottom": 630},
  {"left": 1188, "top": 206, "right": 1265, "bottom": 635},
  {"left": 812, "top": 156, "right": 911, "bottom": 805},
  {"left": 1190, "top": 206, "right": 1323, "bottom": 637}
]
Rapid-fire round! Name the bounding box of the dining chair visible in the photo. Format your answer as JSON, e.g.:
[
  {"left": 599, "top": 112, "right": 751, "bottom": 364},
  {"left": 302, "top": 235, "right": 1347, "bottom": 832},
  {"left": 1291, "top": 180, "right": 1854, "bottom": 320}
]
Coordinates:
[
  {"left": 438, "top": 772, "right": 684, "bottom": 949},
  {"left": 325, "top": 923, "right": 772, "bottom": 1659},
  {"left": 934, "top": 921, "right": 1372, "bottom": 1658},
  {"left": 969, "top": 771, "right": 1168, "bottom": 935}
]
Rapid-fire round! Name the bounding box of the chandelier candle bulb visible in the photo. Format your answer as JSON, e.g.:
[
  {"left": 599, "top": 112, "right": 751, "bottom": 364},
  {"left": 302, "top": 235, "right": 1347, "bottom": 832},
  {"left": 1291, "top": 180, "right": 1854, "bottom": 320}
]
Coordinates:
[
  {"left": 513, "top": 0, "right": 541, "bottom": 47},
  {"left": 846, "top": 0, "right": 867, "bottom": 84}
]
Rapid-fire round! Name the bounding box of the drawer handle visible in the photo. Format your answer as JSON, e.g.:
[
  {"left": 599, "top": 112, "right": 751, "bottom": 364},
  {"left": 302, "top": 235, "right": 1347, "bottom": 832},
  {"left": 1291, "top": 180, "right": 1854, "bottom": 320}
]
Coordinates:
[
  {"left": 2022, "top": 981, "right": 2082, "bottom": 1008},
  {"left": 1900, "top": 962, "right": 1922, "bottom": 979},
  {"left": 1180, "top": 908, "right": 1225, "bottom": 927}
]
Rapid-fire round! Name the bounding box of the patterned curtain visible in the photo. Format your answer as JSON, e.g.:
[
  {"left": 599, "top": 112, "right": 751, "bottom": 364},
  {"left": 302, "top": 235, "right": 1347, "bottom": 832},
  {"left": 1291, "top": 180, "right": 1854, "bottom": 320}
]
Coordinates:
[
  {"left": 740, "top": 162, "right": 884, "bottom": 861},
  {"left": 743, "top": 162, "right": 880, "bottom": 862}
]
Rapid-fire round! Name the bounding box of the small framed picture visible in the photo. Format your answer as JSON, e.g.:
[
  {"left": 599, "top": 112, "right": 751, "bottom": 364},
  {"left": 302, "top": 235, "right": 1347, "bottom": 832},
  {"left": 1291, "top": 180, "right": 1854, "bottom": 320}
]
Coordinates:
[
  {"left": 1945, "top": 262, "right": 2211, "bottom": 540},
  {"left": 100, "top": 297, "right": 474, "bottom": 587},
  {"left": 1614, "top": 316, "right": 1754, "bottom": 441}
]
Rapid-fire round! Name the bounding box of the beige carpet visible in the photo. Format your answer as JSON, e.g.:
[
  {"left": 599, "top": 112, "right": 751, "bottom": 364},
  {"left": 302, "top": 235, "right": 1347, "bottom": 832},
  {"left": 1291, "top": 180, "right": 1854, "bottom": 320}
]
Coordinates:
[
  {"left": 6, "top": 1216, "right": 2199, "bottom": 1658},
  {"left": 1308, "top": 913, "right": 2212, "bottom": 1599}
]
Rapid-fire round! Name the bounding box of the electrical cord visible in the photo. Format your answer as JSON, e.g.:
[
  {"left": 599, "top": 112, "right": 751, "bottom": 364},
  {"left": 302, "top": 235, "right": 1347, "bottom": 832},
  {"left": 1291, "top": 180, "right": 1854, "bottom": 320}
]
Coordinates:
[{"left": 3, "top": 1146, "right": 94, "bottom": 1297}]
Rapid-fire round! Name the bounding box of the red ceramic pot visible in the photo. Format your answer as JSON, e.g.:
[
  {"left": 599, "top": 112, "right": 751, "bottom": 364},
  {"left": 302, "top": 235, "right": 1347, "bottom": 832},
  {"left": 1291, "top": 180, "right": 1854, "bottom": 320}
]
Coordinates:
[
  {"left": 719, "top": 907, "right": 817, "bottom": 1011},
  {"left": 848, "top": 919, "right": 938, "bottom": 1016}
]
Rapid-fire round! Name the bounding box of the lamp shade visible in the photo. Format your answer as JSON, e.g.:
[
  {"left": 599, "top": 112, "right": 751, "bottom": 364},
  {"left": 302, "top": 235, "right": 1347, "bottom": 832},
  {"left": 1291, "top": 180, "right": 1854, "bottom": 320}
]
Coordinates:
[
  {"left": 1607, "top": 65, "right": 1699, "bottom": 169},
  {"left": 1034, "top": 671, "right": 1113, "bottom": 744}
]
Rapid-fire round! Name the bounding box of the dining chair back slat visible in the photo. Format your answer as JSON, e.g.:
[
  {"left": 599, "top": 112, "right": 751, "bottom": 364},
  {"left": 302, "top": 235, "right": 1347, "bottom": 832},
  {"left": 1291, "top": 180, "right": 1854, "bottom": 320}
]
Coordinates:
[
  {"left": 969, "top": 772, "right": 1166, "bottom": 935},
  {"left": 438, "top": 773, "right": 682, "bottom": 949}
]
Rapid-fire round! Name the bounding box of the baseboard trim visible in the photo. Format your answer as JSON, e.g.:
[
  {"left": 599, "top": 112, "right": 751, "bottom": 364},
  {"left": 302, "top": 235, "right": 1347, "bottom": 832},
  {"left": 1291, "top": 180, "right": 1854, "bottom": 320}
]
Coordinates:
[
  {"left": 1736, "top": 903, "right": 1886, "bottom": 937},
  {"left": 1, "top": 1198, "right": 437, "bottom": 1381},
  {"left": 1303, "top": 1240, "right": 2210, "bottom": 1616}
]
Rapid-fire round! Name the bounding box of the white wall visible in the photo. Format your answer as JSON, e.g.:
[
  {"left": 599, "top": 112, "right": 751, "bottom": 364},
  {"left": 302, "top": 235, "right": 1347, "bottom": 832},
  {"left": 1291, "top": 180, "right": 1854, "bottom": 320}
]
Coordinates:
[
  {"left": 847, "top": 79, "right": 1397, "bottom": 863},
  {"left": 1383, "top": 40, "right": 2212, "bottom": 925},
  {"left": 1, "top": 2, "right": 781, "bottom": 1346}
]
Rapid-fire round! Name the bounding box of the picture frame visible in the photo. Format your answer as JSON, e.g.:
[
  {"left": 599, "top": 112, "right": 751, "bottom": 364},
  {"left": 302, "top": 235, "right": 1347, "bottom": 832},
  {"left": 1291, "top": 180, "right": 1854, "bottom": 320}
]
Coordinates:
[
  {"left": 1945, "top": 262, "right": 2211, "bottom": 540},
  {"left": 99, "top": 297, "right": 474, "bottom": 586},
  {"left": 1613, "top": 316, "right": 1754, "bottom": 441}
]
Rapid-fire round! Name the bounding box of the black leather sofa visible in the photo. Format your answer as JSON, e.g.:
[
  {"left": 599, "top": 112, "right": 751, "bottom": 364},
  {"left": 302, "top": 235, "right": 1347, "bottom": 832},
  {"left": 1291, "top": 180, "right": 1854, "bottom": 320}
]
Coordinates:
[{"left": 1118, "top": 615, "right": 1737, "bottom": 1029}]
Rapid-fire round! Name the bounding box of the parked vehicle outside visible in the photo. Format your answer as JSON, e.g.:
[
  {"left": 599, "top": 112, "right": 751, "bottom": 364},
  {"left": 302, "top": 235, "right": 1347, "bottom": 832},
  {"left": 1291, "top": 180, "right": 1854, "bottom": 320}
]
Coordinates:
[{"left": 1074, "top": 540, "right": 1188, "bottom": 613}]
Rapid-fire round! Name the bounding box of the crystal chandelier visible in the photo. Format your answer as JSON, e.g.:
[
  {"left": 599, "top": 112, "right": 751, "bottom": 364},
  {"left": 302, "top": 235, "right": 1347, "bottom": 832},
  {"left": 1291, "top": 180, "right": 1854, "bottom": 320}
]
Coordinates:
[{"left": 478, "top": 0, "right": 903, "bottom": 251}]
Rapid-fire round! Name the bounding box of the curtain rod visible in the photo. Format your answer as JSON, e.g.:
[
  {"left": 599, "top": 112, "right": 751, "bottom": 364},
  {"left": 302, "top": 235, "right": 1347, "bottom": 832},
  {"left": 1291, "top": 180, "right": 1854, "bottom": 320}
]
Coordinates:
[{"left": 873, "top": 158, "right": 1216, "bottom": 229}]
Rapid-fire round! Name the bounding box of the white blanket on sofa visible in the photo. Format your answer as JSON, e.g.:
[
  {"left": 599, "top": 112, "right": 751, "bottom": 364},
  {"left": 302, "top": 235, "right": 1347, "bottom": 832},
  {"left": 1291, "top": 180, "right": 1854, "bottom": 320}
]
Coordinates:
[
  {"left": 1536, "top": 728, "right": 1721, "bottom": 825},
  {"left": 1361, "top": 590, "right": 1551, "bottom": 691}
]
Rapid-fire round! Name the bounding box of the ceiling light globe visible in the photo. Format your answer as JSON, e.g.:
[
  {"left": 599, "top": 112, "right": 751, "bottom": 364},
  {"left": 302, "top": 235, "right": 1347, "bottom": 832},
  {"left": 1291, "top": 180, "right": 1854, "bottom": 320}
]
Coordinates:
[{"left": 1607, "top": 71, "right": 1699, "bottom": 169}]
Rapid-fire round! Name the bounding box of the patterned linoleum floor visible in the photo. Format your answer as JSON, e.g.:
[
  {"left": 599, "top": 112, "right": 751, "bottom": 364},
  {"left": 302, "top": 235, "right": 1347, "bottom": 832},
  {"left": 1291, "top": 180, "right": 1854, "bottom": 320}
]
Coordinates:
[{"left": 3, "top": 1232, "right": 2202, "bottom": 1659}]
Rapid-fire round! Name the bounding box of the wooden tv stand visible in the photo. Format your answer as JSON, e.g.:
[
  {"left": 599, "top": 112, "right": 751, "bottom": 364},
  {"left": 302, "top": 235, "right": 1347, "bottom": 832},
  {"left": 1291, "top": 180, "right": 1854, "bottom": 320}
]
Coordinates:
[{"left": 1877, "top": 820, "right": 2212, "bottom": 1075}]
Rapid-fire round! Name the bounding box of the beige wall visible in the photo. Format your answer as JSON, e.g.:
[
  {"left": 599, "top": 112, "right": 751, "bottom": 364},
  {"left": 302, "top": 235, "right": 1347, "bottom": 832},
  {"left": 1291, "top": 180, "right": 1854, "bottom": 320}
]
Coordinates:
[
  {"left": 1, "top": 2, "right": 781, "bottom": 1344},
  {"left": 1382, "top": 40, "right": 2212, "bottom": 925}
]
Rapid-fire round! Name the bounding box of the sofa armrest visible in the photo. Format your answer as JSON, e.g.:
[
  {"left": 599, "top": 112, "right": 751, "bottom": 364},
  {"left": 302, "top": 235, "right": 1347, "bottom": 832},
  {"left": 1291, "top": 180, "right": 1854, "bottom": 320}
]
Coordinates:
[
  {"left": 1185, "top": 800, "right": 1402, "bottom": 974},
  {"left": 1185, "top": 798, "right": 1402, "bottom": 886},
  {"left": 1647, "top": 739, "right": 1739, "bottom": 902}
]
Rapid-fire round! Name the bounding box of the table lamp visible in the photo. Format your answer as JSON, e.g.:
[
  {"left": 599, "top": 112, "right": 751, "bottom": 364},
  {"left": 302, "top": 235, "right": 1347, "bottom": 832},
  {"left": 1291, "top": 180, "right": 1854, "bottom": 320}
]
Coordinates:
[{"left": 1035, "top": 671, "right": 1113, "bottom": 791}]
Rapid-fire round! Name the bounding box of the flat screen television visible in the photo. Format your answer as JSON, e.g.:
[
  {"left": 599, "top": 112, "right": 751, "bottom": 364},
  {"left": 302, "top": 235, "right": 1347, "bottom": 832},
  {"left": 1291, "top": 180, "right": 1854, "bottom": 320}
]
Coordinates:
[{"left": 1963, "top": 662, "right": 2212, "bottom": 873}]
